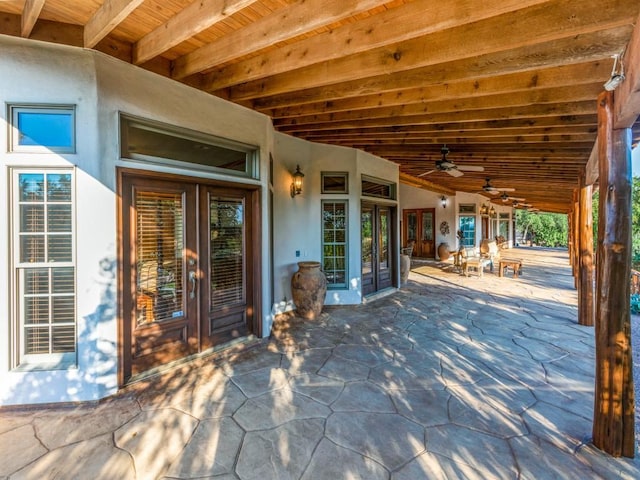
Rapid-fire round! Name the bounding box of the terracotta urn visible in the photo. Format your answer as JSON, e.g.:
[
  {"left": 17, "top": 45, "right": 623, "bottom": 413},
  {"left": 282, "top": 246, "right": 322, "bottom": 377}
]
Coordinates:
[
  {"left": 438, "top": 242, "right": 451, "bottom": 261},
  {"left": 291, "top": 261, "right": 327, "bottom": 319}
]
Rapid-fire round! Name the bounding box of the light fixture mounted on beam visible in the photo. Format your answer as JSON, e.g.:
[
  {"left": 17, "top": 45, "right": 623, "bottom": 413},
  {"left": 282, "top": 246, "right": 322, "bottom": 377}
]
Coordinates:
[
  {"left": 604, "top": 52, "right": 625, "bottom": 91},
  {"left": 290, "top": 165, "right": 304, "bottom": 198}
]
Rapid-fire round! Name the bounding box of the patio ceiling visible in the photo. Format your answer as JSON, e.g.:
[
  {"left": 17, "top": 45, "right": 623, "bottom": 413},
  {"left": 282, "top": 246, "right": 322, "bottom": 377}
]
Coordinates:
[{"left": 2, "top": 0, "right": 640, "bottom": 213}]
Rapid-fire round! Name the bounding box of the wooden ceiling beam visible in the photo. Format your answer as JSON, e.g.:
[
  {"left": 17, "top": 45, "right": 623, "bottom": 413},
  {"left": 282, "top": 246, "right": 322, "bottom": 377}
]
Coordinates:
[
  {"left": 202, "top": 0, "right": 555, "bottom": 90},
  {"left": 265, "top": 62, "right": 610, "bottom": 118},
  {"left": 223, "top": 0, "right": 636, "bottom": 101},
  {"left": 614, "top": 9, "right": 640, "bottom": 128},
  {"left": 133, "top": 0, "right": 260, "bottom": 65},
  {"left": 364, "top": 145, "right": 594, "bottom": 154},
  {"left": 84, "top": 0, "right": 145, "bottom": 48},
  {"left": 295, "top": 118, "right": 598, "bottom": 137},
  {"left": 398, "top": 172, "right": 456, "bottom": 195},
  {"left": 401, "top": 173, "right": 585, "bottom": 181},
  {"left": 171, "top": 0, "right": 393, "bottom": 79},
  {"left": 249, "top": 34, "right": 623, "bottom": 109},
  {"left": 276, "top": 102, "right": 597, "bottom": 132},
  {"left": 325, "top": 134, "right": 596, "bottom": 146},
  {"left": 273, "top": 84, "right": 602, "bottom": 126},
  {"left": 21, "top": 0, "right": 45, "bottom": 38}
]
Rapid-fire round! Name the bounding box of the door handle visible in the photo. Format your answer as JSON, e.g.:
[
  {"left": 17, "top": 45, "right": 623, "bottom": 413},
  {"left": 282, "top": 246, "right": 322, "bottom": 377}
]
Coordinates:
[{"left": 189, "top": 271, "right": 197, "bottom": 299}]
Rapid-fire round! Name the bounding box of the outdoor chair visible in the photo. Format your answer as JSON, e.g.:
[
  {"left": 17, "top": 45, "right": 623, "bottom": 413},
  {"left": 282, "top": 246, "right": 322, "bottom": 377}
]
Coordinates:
[
  {"left": 460, "top": 246, "right": 492, "bottom": 277},
  {"left": 480, "top": 239, "right": 500, "bottom": 272}
]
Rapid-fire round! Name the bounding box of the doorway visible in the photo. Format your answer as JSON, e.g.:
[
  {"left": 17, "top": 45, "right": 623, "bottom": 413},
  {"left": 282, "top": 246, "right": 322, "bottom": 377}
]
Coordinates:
[
  {"left": 119, "top": 171, "right": 259, "bottom": 383},
  {"left": 403, "top": 208, "right": 435, "bottom": 257},
  {"left": 362, "top": 203, "right": 396, "bottom": 296}
]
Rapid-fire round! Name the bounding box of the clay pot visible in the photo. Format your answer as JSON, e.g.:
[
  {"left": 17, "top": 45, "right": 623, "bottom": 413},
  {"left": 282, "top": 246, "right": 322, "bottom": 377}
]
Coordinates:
[
  {"left": 400, "top": 254, "right": 411, "bottom": 285},
  {"left": 438, "top": 242, "right": 451, "bottom": 261},
  {"left": 291, "top": 261, "right": 327, "bottom": 319}
]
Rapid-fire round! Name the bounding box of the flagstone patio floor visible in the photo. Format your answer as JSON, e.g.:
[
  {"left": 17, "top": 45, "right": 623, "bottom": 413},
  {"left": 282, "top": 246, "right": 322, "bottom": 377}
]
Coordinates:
[{"left": 1, "top": 247, "right": 640, "bottom": 479}]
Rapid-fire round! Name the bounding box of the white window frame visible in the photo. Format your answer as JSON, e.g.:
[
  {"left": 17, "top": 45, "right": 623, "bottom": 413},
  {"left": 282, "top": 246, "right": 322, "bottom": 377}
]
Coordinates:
[
  {"left": 8, "top": 104, "right": 76, "bottom": 154},
  {"left": 322, "top": 200, "right": 349, "bottom": 290},
  {"left": 11, "top": 168, "right": 77, "bottom": 369},
  {"left": 119, "top": 113, "right": 259, "bottom": 179}
]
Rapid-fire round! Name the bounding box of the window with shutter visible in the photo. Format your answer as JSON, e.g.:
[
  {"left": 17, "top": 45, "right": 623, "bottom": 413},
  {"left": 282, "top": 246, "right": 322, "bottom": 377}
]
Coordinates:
[{"left": 12, "top": 170, "right": 76, "bottom": 368}]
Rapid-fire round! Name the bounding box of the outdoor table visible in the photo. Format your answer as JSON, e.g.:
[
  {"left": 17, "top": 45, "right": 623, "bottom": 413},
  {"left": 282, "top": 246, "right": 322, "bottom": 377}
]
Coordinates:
[{"left": 499, "top": 257, "right": 523, "bottom": 278}]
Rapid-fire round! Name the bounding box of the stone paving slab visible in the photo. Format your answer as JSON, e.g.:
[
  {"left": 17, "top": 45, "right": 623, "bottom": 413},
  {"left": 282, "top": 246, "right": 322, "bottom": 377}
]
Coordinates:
[{"left": 1, "top": 247, "right": 639, "bottom": 479}]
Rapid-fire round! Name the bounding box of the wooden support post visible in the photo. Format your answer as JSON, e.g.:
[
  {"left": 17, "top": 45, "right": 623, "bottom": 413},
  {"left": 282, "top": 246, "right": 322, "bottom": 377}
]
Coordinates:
[
  {"left": 592, "top": 90, "right": 635, "bottom": 458},
  {"left": 578, "top": 176, "right": 594, "bottom": 326},
  {"left": 568, "top": 212, "right": 573, "bottom": 267},
  {"left": 572, "top": 190, "right": 580, "bottom": 288}
]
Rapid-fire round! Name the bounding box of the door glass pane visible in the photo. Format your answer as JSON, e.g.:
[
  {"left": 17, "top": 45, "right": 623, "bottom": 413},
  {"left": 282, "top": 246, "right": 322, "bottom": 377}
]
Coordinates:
[
  {"left": 135, "top": 191, "right": 184, "bottom": 325},
  {"left": 421, "top": 212, "right": 433, "bottom": 241},
  {"left": 406, "top": 212, "right": 417, "bottom": 242},
  {"left": 361, "top": 209, "right": 373, "bottom": 275},
  {"left": 379, "top": 209, "right": 389, "bottom": 269},
  {"left": 459, "top": 215, "right": 476, "bottom": 247},
  {"left": 210, "top": 197, "right": 245, "bottom": 308}
]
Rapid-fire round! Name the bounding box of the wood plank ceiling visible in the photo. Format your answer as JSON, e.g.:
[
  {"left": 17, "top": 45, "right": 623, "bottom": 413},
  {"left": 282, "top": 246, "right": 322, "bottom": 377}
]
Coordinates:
[{"left": 2, "top": 0, "right": 639, "bottom": 213}]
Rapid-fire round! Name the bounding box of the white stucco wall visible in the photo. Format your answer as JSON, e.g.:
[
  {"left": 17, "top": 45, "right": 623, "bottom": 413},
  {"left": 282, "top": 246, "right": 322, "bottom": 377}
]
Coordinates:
[
  {"left": 272, "top": 135, "right": 401, "bottom": 310},
  {"left": 399, "top": 184, "right": 457, "bottom": 255},
  {"left": 400, "top": 184, "right": 515, "bottom": 254},
  {"left": 0, "top": 36, "right": 275, "bottom": 406},
  {"left": 0, "top": 36, "right": 106, "bottom": 405},
  {"left": 0, "top": 35, "right": 403, "bottom": 406}
]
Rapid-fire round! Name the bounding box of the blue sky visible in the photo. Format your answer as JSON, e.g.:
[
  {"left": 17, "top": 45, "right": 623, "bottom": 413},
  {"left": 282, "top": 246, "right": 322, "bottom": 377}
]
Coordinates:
[{"left": 633, "top": 146, "right": 640, "bottom": 176}]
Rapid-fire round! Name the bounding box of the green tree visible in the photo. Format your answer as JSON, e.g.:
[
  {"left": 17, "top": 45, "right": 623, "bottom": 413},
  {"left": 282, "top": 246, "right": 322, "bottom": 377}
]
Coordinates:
[
  {"left": 515, "top": 210, "right": 568, "bottom": 247},
  {"left": 593, "top": 176, "right": 640, "bottom": 268}
]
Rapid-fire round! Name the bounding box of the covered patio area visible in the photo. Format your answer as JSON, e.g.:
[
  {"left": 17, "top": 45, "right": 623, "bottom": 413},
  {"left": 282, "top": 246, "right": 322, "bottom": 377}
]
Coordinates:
[{"left": 1, "top": 247, "right": 638, "bottom": 479}]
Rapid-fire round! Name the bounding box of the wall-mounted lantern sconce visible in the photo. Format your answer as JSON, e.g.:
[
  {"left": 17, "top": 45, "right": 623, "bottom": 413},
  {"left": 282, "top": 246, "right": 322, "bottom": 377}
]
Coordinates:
[
  {"left": 480, "top": 203, "right": 489, "bottom": 217},
  {"left": 290, "top": 165, "right": 304, "bottom": 197},
  {"left": 489, "top": 205, "right": 497, "bottom": 218},
  {"left": 440, "top": 196, "right": 447, "bottom": 208}
]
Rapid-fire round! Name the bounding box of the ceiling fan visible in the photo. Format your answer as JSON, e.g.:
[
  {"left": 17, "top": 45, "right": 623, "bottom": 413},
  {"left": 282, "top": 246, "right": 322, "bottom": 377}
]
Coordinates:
[
  {"left": 500, "top": 192, "right": 525, "bottom": 203},
  {"left": 418, "top": 145, "right": 484, "bottom": 177},
  {"left": 482, "top": 178, "right": 515, "bottom": 195},
  {"left": 512, "top": 200, "right": 532, "bottom": 208}
]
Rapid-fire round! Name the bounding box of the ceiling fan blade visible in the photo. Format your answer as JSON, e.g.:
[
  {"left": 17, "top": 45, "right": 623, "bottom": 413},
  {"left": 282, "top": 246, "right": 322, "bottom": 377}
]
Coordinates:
[
  {"left": 486, "top": 189, "right": 499, "bottom": 195},
  {"left": 457, "top": 165, "right": 485, "bottom": 172},
  {"left": 417, "top": 170, "right": 435, "bottom": 177},
  {"left": 446, "top": 168, "right": 464, "bottom": 177},
  {"left": 500, "top": 187, "right": 516, "bottom": 192},
  {"left": 440, "top": 161, "right": 456, "bottom": 169}
]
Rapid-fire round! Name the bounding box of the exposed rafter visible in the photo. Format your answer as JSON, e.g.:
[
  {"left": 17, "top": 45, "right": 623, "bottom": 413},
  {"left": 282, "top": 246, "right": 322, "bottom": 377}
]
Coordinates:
[
  {"left": 84, "top": 0, "right": 145, "bottom": 48},
  {"left": 171, "top": 0, "right": 392, "bottom": 80},
  {"left": 21, "top": 0, "right": 46, "bottom": 38},
  {"left": 133, "top": 0, "right": 259, "bottom": 65}
]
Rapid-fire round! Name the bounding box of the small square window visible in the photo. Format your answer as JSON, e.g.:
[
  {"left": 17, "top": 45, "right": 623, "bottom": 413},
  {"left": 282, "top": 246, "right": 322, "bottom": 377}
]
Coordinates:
[
  {"left": 459, "top": 204, "right": 476, "bottom": 214},
  {"left": 361, "top": 175, "right": 396, "bottom": 200},
  {"left": 9, "top": 105, "right": 76, "bottom": 153},
  {"left": 322, "top": 172, "right": 349, "bottom": 194}
]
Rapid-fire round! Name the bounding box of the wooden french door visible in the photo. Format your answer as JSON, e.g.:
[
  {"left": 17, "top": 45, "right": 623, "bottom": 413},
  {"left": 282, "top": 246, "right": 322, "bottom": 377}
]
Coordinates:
[
  {"left": 362, "top": 203, "right": 395, "bottom": 296},
  {"left": 403, "top": 208, "right": 435, "bottom": 257},
  {"left": 120, "top": 173, "right": 256, "bottom": 383}
]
